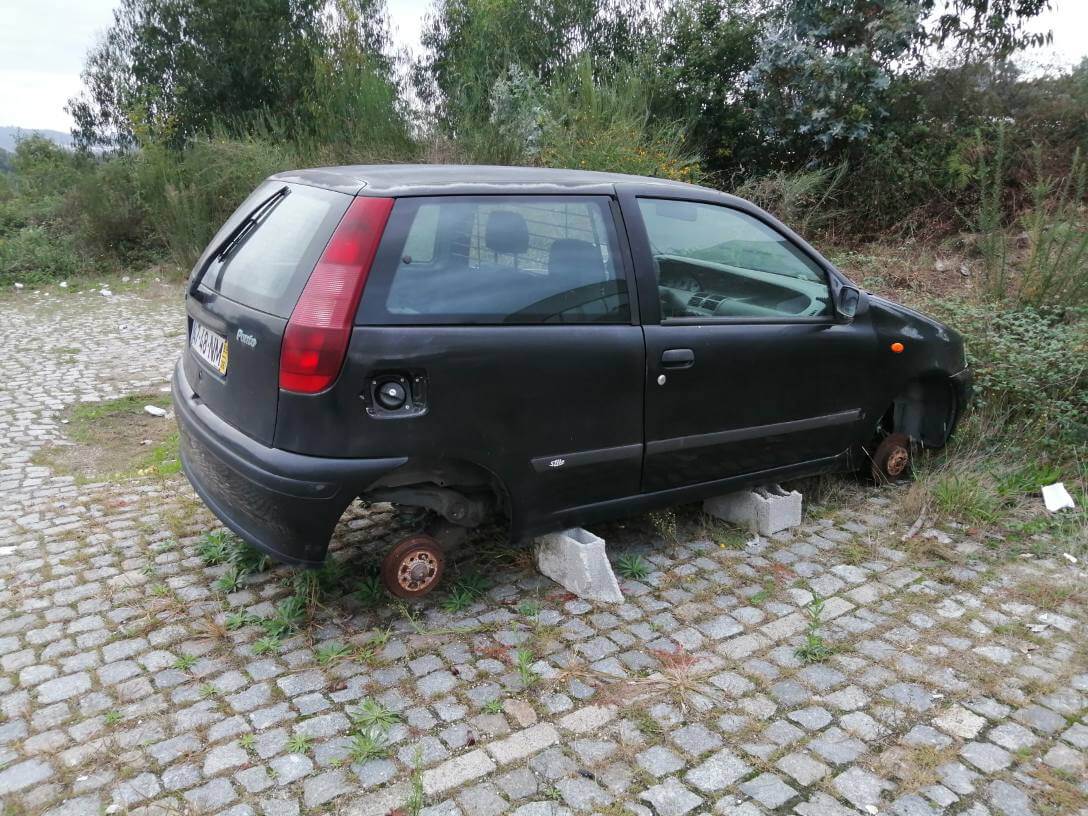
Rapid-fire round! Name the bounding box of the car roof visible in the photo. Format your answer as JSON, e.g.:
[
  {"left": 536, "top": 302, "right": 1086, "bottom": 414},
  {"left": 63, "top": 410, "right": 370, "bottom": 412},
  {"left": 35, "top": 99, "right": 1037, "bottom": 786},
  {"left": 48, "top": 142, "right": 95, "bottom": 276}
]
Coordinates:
[{"left": 270, "top": 163, "right": 714, "bottom": 197}]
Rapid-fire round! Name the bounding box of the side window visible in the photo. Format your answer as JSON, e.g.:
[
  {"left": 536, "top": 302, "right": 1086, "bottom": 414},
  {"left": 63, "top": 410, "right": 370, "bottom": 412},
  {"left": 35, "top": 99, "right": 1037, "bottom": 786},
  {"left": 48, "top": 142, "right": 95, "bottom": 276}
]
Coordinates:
[
  {"left": 361, "top": 196, "right": 629, "bottom": 324},
  {"left": 637, "top": 198, "right": 832, "bottom": 320}
]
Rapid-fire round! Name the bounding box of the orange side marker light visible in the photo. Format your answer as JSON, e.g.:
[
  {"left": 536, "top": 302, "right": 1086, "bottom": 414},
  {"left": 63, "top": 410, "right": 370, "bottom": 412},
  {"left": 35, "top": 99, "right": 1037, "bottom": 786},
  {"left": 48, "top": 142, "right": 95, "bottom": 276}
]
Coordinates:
[{"left": 890, "top": 342, "right": 905, "bottom": 353}]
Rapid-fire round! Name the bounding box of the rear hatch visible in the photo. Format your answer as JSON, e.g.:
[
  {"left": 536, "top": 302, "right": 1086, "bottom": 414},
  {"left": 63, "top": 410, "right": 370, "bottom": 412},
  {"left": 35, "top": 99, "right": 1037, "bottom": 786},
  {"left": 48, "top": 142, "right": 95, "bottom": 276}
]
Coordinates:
[{"left": 183, "top": 181, "right": 353, "bottom": 445}]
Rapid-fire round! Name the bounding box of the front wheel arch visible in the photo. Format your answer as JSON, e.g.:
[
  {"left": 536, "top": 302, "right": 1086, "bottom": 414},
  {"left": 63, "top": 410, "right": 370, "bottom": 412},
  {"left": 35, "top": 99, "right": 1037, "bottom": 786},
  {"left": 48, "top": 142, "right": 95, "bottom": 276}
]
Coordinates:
[{"left": 880, "top": 374, "right": 960, "bottom": 449}]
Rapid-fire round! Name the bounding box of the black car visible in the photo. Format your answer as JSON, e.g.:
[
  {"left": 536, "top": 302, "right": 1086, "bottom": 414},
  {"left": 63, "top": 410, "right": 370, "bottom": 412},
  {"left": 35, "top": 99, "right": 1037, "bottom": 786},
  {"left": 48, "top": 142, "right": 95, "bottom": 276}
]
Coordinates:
[{"left": 173, "top": 165, "right": 971, "bottom": 597}]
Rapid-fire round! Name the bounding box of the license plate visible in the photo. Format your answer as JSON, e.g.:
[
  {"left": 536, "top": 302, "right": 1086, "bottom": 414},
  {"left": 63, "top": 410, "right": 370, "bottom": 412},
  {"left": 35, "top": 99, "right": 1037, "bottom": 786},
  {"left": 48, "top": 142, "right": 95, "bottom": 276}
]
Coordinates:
[{"left": 191, "top": 321, "right": 229, "bottom": 375}]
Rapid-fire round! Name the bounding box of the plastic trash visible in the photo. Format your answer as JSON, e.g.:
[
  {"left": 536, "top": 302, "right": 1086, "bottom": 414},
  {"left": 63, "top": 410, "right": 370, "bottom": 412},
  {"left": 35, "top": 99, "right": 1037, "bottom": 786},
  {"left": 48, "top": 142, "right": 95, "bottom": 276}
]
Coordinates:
[
  {"left": 144, "top": 405, "right": 168, "bottom": 418},
  {"left": 1041, "top": 482, "right": 1075, "bottom": 512}
]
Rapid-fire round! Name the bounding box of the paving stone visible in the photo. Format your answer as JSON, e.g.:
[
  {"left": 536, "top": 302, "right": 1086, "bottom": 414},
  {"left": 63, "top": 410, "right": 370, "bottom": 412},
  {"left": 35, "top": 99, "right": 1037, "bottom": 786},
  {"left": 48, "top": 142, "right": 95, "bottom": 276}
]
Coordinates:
[
  {"left": 486, "top": 724, "right": 560, "bottom": 765},
  {"left": 638, "top": 745, "right": 685, "bottom": 776},
  {"left": 960, "top": 741, "right": 1013, "bottom": 773},
  {"left": 640, "top": 777, "right": 704, "bottom": 816},
  {"left": 988, "top": 722, "right": 1038, "bottom": 752},
  {"left": 424, "top": 749, "right": 497, "bottom": 795},
  {"left": 738, "top": 771, "right": 797, "bottom": 809},
  {"left": 882, "top": 683, "right": 933, "bottom": 712},
  {"left": 1042, "top": 742, "right": 1085, "bottom": 775},
  {"left": 775, "top": 751, "right": 829, "bottom": 786},
  {"left": 671, "top": 722, "right": 722, "bottom": 756},
  {"left": 184, "top": 778, "right": 239, "bottom": 811},
  {"left": 1013, "top": 704, "right": 1066, "bottom": 735},
  {"left": 204, "top": 741, "right": 249, "bottom": 776},
  {"left": 808, "top": 727, "right": 866, "bottom": 765},
  {"left": 684, "top": 748, "right": 751, "bottom": 793},
  {"left": 933, "top": 705, "right": 987, "bottom": 739},
  {"left": 788, "top": 706, "right": 832, "bottom": 730},
  {"left": 302, "top": 769, "right": 351, "bottom": 808},
  {"left": 556, "top": 775, "right": 613, "bottom": 811},
  {"left": 0, "top": 758, "right": 53, "bottom": 794},
  {"left": 496, "top": 767, "right": 539, "bottom": 800},
  {"left": 833, "top": 766, "right": 893, "bottom": 812},
  {"left": 986, "top": 779, "right": 1035, "bottom": 816},
  {"left": 456, "top": 782, "right": 509, "bottom": 816}
]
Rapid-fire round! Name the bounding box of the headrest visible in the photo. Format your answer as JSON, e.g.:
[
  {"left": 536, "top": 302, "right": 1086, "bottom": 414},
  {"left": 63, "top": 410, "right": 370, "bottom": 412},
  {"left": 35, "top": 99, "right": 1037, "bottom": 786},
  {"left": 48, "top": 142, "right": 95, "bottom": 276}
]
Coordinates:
[
  {"left": 548, "top": 238, "right": 604, "bottom": 279},
  {"left": 485, "top": 210, "right": 530, "bottom": 255}
]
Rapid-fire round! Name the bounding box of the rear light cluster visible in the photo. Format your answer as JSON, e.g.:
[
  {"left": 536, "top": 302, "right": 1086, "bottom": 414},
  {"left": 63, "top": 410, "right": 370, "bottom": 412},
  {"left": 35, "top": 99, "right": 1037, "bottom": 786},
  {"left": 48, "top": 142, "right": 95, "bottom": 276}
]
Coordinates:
[{"left": 279, "top": 196, "right": 393, "bottom": 393}]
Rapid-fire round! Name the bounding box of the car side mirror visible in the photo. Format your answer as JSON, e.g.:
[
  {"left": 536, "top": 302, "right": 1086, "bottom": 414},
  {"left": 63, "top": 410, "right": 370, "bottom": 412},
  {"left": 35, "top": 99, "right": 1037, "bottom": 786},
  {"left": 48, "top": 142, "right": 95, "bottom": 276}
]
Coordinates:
[{"left": 835, "top": 286, "right": 861, "bottom": 322}]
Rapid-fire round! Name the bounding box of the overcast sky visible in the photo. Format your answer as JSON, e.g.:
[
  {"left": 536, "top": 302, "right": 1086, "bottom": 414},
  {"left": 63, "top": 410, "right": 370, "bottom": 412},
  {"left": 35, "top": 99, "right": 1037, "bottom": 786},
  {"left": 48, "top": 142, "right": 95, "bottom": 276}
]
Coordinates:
[{"left": 0, "top": 0, "right": 1084, "bottom": 134}]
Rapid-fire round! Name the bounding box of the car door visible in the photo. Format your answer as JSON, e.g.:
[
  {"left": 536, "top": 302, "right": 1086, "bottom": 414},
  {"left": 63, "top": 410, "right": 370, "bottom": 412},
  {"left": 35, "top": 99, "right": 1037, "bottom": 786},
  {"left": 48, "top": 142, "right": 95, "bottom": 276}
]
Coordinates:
[
  {"left": 275, "top": 193, "right": 646, "bottom": 537},
  {"left": 619, "top": 188, "right": 878, "bottom": 493}
]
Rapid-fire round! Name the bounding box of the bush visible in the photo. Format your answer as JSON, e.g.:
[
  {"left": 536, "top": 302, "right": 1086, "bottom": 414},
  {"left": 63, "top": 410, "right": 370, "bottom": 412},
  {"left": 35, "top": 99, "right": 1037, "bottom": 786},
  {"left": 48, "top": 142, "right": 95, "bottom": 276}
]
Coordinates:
[
  {"left": 927, "top": 299, "right": 1088, "bottom": 445},
  {"left": 73, "top": 154, "right": 150, "bottom": 258},
  {"left": 0, "top": 226, "right": 82, "bottom": 286},
  {"left": 734, "top": 165, "right": 845, "bottom": 236},
  {"left": 135, "top": 135, "right": 296, "bottom": 268}
]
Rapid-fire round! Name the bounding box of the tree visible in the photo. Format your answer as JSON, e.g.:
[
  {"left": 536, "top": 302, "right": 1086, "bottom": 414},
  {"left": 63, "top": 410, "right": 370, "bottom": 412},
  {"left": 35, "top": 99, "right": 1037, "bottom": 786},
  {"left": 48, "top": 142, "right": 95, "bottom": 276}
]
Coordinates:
[
  {"left": 416, "top": 0, "right": 653, "bottom": 135},
  {"left": 746, "top": 0, "right": 1053, "bottom": 160},
  {"left": 652, "top": 0, "right": 765, "bottom": 178},
  {"left": 66, "top": 0, "right": 397, "bottom": 150}
]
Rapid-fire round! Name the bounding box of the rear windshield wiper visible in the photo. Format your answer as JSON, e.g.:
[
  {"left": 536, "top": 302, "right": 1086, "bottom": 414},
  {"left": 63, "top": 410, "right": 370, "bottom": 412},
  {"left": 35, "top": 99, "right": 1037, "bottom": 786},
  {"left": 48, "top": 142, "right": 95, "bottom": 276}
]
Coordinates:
[{"left": 187, "top": 184, "right": 290, "bottom": 297}]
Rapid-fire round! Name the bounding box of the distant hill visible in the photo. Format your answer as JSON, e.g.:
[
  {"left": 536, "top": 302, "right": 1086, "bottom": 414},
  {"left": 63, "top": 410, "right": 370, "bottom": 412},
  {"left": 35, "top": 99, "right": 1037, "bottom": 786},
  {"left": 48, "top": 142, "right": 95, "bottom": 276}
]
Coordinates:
[{"left": 0, "top": 126, "right": 74, "bottom": 153}]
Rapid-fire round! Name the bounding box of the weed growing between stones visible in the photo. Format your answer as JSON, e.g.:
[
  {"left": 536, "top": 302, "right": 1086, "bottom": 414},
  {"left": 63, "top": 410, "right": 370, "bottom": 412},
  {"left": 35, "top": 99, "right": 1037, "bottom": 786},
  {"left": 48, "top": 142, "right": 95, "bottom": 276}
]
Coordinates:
[
  {"left": 405, "top": 747, "right": 426, "bottom": 816},
  {"left": 287, "top": 733, "right": 312, "bottom": 754},
  {"left": 350, "top": 698, "right": 402, "bottom": 732},
  {"left": 648, "top": 509, "right": 679, "bottom": 545},
  {"left": 615, "top": 553, "right": 650, "bottom": 580},
  {"left": 515, "top": 648, "right": 539, "bottom": 688},
  {"left": 795, "top": 594, "right": 833, "bottom": 664}
]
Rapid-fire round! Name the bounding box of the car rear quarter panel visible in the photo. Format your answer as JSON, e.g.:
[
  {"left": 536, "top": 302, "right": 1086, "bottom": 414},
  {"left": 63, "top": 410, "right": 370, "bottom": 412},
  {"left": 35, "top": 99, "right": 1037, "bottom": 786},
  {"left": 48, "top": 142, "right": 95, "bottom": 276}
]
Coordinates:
[{"left": 273, "top": 324, "right": 647, "bottom": 535}]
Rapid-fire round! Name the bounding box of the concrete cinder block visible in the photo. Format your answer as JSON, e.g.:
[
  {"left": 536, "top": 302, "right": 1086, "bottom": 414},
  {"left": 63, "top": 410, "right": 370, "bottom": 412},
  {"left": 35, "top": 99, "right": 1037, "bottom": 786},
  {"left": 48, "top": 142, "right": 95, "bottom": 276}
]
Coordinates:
[
  {"left": 535, "top": 527, "right": 624, "bottom": 605},
  {"left": 703, "top": 484, "right": 802, "bottom": 536}
]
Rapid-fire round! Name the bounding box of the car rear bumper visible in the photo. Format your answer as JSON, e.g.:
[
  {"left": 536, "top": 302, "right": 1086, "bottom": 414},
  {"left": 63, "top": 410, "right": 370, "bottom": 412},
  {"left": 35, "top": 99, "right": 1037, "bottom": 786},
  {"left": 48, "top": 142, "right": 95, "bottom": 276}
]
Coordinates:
[{"left": 172, "top": 360, "right": 406, "bottom": 566}]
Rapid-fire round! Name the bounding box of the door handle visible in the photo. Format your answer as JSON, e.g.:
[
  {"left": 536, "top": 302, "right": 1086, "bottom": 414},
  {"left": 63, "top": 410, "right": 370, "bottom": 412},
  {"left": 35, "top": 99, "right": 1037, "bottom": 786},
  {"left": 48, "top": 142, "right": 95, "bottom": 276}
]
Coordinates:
[{"left": 661, "top": 348, "right": 695, "bottom": 369}]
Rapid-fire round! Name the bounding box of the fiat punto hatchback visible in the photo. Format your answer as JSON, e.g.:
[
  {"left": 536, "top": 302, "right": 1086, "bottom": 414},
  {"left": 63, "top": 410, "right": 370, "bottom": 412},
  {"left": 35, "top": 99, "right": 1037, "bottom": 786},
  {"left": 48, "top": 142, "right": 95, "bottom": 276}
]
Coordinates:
[{"left": 173, "top": 165, "right": 971, "bottom": 597}]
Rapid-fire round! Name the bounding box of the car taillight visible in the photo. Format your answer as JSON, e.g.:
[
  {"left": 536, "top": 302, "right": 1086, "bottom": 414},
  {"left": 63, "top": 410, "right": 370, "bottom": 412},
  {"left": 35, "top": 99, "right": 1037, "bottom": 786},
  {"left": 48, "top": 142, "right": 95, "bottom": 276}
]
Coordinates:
[{"left": 279, "top": 196, "right": 393, "bottom": 393}]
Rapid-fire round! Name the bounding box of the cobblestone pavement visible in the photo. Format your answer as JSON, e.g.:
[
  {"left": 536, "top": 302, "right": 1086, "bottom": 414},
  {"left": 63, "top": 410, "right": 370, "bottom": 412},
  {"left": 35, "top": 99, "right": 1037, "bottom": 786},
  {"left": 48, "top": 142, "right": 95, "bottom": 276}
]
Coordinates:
[{"left": 1, "top": 284, "right": 1086, "bottom": 816}]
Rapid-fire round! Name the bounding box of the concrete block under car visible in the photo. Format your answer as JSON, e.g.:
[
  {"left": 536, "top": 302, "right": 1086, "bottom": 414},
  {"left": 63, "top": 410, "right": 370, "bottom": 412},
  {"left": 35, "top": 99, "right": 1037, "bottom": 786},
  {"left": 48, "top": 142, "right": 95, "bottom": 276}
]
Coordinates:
[
  {"left": 704, "top": 484, "right": 802, "bottom": 536},
  {"left": 536, "top": 527, "right": 624, "bottom": 604}
]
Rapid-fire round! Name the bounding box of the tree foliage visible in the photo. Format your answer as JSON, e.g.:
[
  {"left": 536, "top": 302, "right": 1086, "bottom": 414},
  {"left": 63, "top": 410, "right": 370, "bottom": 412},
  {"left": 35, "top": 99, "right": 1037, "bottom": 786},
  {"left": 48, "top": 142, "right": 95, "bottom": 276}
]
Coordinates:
[
  {"left": 746, "top": 0, "right": 1053, "bottom": 158},
  {"left": 66, "top": 0, "right": 401, "bottom": 150}
]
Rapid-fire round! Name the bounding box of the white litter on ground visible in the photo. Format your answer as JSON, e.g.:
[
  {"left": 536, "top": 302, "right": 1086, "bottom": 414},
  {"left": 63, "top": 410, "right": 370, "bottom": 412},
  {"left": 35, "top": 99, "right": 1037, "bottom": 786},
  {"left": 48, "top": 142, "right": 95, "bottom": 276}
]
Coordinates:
[
  {"left": 1041, "top": 482, "right": 1076, "bottom": 512},
  {"left": 143, "top": 405, "right": 167, "bottom": 417}
]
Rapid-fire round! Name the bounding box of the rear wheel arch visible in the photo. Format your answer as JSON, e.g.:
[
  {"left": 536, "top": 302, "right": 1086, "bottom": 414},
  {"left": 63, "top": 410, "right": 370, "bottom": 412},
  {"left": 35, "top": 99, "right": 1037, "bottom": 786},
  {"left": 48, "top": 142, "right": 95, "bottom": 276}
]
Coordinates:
[{"left": 361, "top": 456, "right": 511, "bottom": 526}]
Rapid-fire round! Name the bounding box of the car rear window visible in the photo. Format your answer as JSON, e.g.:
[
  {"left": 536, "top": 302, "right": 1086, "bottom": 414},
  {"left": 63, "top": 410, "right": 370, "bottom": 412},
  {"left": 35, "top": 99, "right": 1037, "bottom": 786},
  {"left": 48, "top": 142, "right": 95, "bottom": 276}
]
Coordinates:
[
  {"left": 202, "top": 182, "right": 352, "bottom": 317},
  {"left": 359, "top": 196, "right": 629, "bottom": 324}
]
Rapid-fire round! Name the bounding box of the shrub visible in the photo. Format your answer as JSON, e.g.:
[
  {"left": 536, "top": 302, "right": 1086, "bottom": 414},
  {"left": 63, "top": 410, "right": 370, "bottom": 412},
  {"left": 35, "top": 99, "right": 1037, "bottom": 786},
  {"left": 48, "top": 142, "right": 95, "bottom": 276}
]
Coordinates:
[
  {"left": 73, "top": 154, "right": 150, "bottom": 258},
  {"left": 135, "top": 135, "right": 295, "bottom": 268},
  {"left": 974, "top": 131, "right": 1088, "bottom": 308},
  {"left": 0, "top": 225, "right": 82, "bottom": 286},
  {"left": 539, "top": 60, "right": 702, "bottom": 183},
  {"left": 735, "top": 165, "right": 845, "bottom": 236},
  {"left": 926, "top": 299, "right": 1088, "bottom": 446}
]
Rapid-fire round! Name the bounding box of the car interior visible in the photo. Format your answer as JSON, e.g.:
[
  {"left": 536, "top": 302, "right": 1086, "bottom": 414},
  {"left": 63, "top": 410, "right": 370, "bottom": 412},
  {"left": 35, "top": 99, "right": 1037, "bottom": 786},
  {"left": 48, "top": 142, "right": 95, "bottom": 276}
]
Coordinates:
[
  {"left": 655, "top": 253, "right": 832, "bottom": 319},
  {"left": 384, "top": 205, "right": 630, "bottom": 323}
]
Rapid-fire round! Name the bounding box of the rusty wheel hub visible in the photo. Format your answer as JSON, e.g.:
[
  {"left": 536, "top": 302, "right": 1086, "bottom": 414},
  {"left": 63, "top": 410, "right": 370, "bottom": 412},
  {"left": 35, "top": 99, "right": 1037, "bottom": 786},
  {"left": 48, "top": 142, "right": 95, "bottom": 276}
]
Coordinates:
[
  {"left": 398, "top": 550, "right": 439, "bottom": 592},
  {"left": 885, "top": 446, "right": 909, "bottom": 477},
  {"left": 381, "top": 535, "right": 445, "bottom": 598}
]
